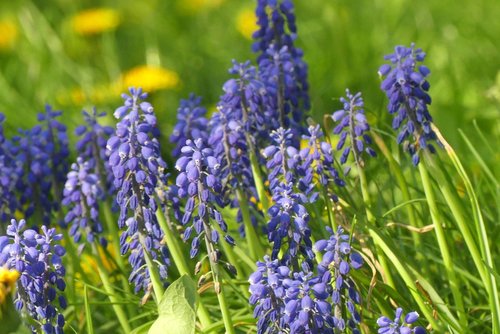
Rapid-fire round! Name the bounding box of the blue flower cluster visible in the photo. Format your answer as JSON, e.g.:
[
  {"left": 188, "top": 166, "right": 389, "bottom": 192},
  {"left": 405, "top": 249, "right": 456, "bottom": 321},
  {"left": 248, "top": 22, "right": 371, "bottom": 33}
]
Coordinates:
[
  {"left": 222, "top": 60, "right": 272, "bottom": 141},
  {"left": 379, "top": 44, "right": 438, "bottom": 165},
  {"left": 253, "top": 0, "right": 310, "bottom": 133},
  {"left": 208, "top": 109, "right": 260, "bottom": 237},
  {"left": 175, "top": 138, "right": 234, "bottom": 258},
  {"left": 170, "top": 94, "right": 209, "bottom": 158},
  {"left": 36, "top": 105, "right": 70, "bottom": 197},
  {"left": 249, "top": 227, "right": 364, "bottom": 334},
  {"left": 263, "top": 128, "right": 313, "bottom": 264},
  {"left": 315, "top": 227, "right": 364, "bottom": 332},
  {"left": 0, "top": 154, "right": 18, "bottom": 225},
  {"left": 377, "top": 308, "right": 427, "bottom": 334},
  {"left": 62, "top": 157, "right": 106, "bottom": 250},
  {"left": 299, "top": 125, "right": 345, "bottom": 201},
  {"left": 74, "top": 109, "right": 115, "bottom": 195},
  {"left": 0, "top": 114, "right": 18, "bottom": 225},
  {"left": 0, "top": 219, "right": 66, "bottom": 334},
  {"left": 5, "top": 106, "right": 69, "bottom": 226},
  {"left": 262, "top": 127, "right": 346, "bottom": 266},
  {"left": 332, "top": 90, "right": 376, "bottom": 173},
  {"left": 107, "top": 87, "right": 170, "bottom": 294},
  {"left": 249, "top": 256, "right": 333, "bottom": 334},
  {"left": 11, "top": 127, "right": 54, "bottom": 225}
]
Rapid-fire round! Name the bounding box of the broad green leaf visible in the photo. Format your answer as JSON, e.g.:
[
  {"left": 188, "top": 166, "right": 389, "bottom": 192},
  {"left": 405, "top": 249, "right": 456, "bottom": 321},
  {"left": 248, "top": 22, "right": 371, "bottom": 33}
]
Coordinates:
[{"left": 148, "top": 275, "right": 197, "bottom": 334}]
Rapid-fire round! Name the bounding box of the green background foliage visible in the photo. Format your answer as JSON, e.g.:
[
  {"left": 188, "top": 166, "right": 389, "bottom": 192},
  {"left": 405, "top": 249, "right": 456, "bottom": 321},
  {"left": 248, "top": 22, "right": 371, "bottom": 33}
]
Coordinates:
[{"left": 0, "top": 0, "right": 498, "bottom": 152}]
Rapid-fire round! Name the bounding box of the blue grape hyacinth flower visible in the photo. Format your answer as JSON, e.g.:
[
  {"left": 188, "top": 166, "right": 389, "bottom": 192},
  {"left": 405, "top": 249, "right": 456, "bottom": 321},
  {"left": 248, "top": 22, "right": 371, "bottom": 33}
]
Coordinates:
[
  {"left": 170, "top": 93, "right": 209, "bottom": 158},
  {"left": 379, "top": 44, "right": 438, "bottom": 165},
  {"left": 37, "top": 105, "right": 70, "bottom": 194},
  {"left": 299, "top": 125, "right": 345, "bottom": 201},
  {"left": 377, "top": 307, "right": 427, "bottom": 334},
  {"left": 0, "top": 114, "right": 19, "bottom": 225},
  {"left": 332, "top": 89, "right": 376, "bottom": 173},
  {"left": 11, "top": 127, "right": 54, "bottom": 226},
  {"left": 0, "top": 219, "right": 67, "bottom": 334},
  {"left": 315, "top": 226, "right": 364, "bottom": 333},
  {"left": 74, "top": 109, "right": 115, "bottom": 196},
  {"left": 253, "top": 0, "right": 310, "bottom": 129},
  {"left": 175, "top": 138, "right": 234, "bottom": 259},
  {"left": 107, "top": 87, "right": 170, "bottom": 294},
  {"left": 62, "top": 157, "right": 106, "bottom": 250},
  {"left": 249, "top": 256, "right": 336, "bottom": 334}
]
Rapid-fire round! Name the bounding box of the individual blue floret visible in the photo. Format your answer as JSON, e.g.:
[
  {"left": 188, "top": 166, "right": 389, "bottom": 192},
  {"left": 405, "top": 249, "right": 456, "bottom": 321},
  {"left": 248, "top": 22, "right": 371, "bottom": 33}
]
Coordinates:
[{"left": 377, "top": 307, "right": 427, "bottom": 334}]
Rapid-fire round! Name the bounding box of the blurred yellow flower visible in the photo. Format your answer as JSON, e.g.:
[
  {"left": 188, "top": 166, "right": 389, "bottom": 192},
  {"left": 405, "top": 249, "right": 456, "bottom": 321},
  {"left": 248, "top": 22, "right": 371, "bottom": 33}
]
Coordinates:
[
  {"left": 79, "top": 245, "right": 116, "bottom": 285},
  {"left": 236, "top": 9, "right": 258, "bottom": 40},
  {"left": 57, "top": 65, "right": 178, "bottom": 106},
  {"left": 0, "top": 19, "right": 18, "bottom": 51},
  {"left": 120, "top": 65, "right": 180, "bottom": 93},
  {"left": 0, "top": 268, "right": 19, "bottom": 305},
  {"left": 71, "top": 8, "right": 120, "bottom": 36}
]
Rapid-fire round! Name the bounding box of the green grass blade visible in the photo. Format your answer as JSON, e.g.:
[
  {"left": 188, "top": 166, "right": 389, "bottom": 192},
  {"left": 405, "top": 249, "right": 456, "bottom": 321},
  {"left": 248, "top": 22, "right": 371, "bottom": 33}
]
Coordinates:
[
  {"left": 433, "top": 125, "right": 500, "bottom": 333},
  {"left": 83, "top": 284, "right": 94, "bottom": 334},
  {"left": 458, "top": 129, "right": 498, "bottom": 186},
  {"left": 368, "top": 227, "right": 447, "bottom": 331}
]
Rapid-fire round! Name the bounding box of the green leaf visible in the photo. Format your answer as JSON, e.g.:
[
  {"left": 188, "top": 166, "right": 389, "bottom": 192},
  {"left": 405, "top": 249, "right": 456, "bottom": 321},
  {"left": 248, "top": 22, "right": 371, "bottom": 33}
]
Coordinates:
[
  {"left": 148, "top": 275, "right": 197, "bottom": 334},
  {"left": 83, "top": 284, "right": 94, "bottom": 334}
]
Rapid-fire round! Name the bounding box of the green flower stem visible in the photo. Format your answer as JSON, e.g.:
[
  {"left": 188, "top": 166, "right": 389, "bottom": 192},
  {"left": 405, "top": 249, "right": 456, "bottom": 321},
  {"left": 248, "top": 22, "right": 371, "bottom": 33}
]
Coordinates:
[
  {"left": 418, "top": 161, "right": 467, "bottom": 328},
  {"left": 155, "top": 210, "right": 213, "bottom": 329},
  {"left": 92, "top": 244, "right": 132, "bottom": 334},
  {"left": 101, "top": 201, "right": 133, "bottom": 309},
  {"left": 202, "top": 234, "right": 235, "bottom": 334},
  {"left": 156, "top": 209, "right": 191, "bottom": 276},
  {"left": 212, "top": 223, "right": 250, "bottom": 299},
  {"left": 214, "top": 277, "right": 235, "bottom": 334},
  {"left": 356, "top": 163, "right": 396, "bottom": 288},
  {"left": 323, "top": 189, "right": 337, "bottom": 231},
  {"left": 249, "top": 150, "right": 270, "bottom": 213},
  {"left": 101, "top": 200, "right": 127, "bottom": 273},
  {"left": 141, "top": 240, "right": 164, "bottom": 303},
  {"left": 235, "top": 188, "right": 264, "bottom": 260}
]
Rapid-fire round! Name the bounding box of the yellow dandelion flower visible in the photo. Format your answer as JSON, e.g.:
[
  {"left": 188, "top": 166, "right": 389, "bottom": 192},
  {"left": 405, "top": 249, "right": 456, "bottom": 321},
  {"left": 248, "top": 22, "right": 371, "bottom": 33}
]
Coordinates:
[
  {"left": 236, "top": 8, "right": 258, "bottom": 40},
  {"left": 71, "top": 8, "right": 120, "bottom": 36},
  {"left": 0, "top": 268, "right": 19, "bottom": 305},
  {"left": 120, "top": 65, "right": 180, "bottom": 93},
  {"left": 0, "top": 19, "right": 18, "bottom": 51}
]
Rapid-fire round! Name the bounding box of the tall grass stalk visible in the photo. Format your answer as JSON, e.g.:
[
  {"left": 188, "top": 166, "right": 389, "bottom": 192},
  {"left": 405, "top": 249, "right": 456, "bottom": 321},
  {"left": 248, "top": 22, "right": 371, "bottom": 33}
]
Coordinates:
[
  {"left": 431, "top": 125, "right": 500, "bottom": 333},
  {"left": 372, "top": 132, "right": 422, "bottom": 248},
  {"left": 356, "top": 161, "right": 396, "bottom": 288},
  {"left": 418, "top": 160, "right": 467, "bottom": 328},
  {"left": 93, "top": 244, "right": 132, "bottom": 333},
  {"left": 369, "top": 228, "right": 442, "bottom": 331}
]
